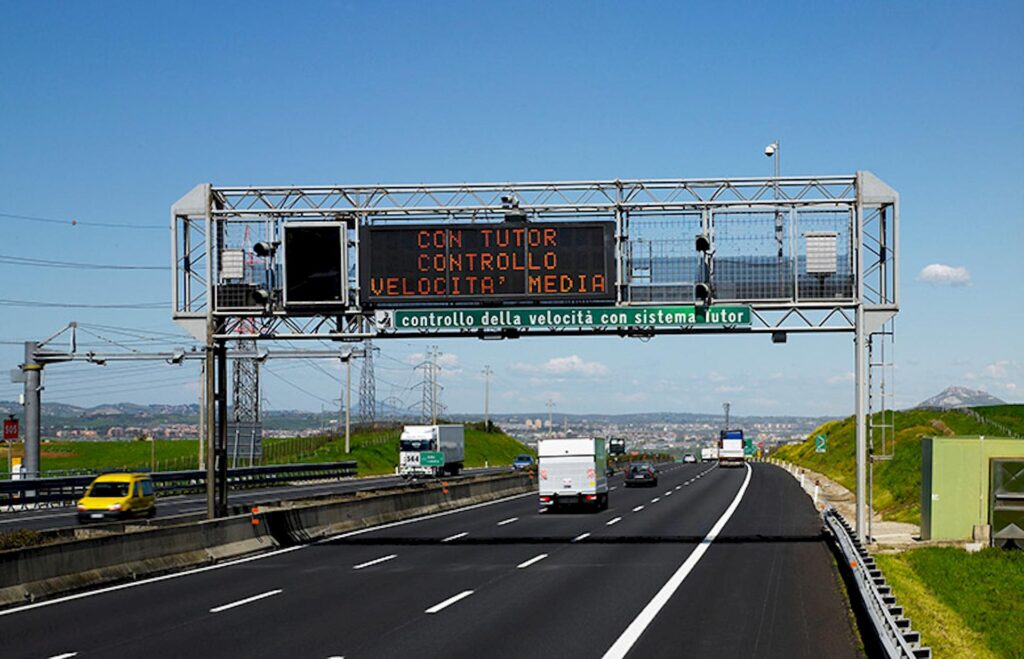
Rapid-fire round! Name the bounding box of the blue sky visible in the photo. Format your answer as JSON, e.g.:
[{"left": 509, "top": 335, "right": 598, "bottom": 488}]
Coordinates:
[{"left": 1, "top": 1, "right": 1021, "bottom": 417}]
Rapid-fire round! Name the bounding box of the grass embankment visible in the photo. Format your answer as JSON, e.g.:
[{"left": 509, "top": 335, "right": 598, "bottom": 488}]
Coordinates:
[
  {"left": 875, "top": 547, "right": 1024, "bottom": 658},
  {"left": 3, "top": 422, "right": 532, "bottom": 478},
  {"left": 773, "top": 406, "right": 1024, "bottom": 524}
]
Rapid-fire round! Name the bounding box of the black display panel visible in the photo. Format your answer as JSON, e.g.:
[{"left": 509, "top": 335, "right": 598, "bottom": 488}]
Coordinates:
[
  {"left": 359, "top": 221, "right": 616, "bottom": 306},
  {"left": 283, "top": 223, "right": 347, "bottom": 307}
]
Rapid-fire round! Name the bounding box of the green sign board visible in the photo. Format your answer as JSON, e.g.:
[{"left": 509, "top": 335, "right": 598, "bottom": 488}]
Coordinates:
[
  {"left": 815, "top": 434, "right": 827, "bottom": 453},
  {"left": 420, "top": 451, "right": 445, "bottom": 467},
  {"left": 744, "top": 438, "right": 756, "bottom": 457},
  {"left": 386, "top": 305, "right": 751, "bottom": 332}
]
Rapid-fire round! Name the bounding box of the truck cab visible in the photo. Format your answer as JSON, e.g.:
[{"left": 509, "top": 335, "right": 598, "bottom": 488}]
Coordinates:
[{"left": 399, "top": 425, "right": 465, "bottom": 478}]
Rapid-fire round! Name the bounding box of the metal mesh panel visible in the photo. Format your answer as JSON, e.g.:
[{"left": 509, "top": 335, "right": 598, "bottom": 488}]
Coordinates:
[
  {"left": 712, "top": 210, "right": 794, "bottom": 301},
  {"left": 626, "top": 214, "right": 702, "bottom": 302}
]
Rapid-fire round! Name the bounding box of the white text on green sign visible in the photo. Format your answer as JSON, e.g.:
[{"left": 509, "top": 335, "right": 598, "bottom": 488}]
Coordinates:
[{"left": 390, "top": 305, "right": 751, "bottom": 331}]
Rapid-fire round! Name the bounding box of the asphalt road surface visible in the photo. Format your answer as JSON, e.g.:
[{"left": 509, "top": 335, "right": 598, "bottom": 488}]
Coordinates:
[
  {"left": 0, "top": 467, "right": 508, "bottom": 532},
  {"left": 2, "top": 462, "right": 863, "bottom": 658}
]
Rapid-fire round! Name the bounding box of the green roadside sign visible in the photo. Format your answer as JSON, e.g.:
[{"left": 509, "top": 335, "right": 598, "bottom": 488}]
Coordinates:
[
  {"left": 420, "top": 451, "right": 445, "bottom": 467},
  {"left": 815, "top": 434, "right": 827, "bottom": 453},
  {"left": 385, "top": 305, "right": 751, "bottom": 332}
]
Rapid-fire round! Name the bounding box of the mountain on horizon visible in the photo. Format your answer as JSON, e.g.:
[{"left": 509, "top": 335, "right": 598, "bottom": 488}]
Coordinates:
[{"left": 915, "top": 386, "right": 1006, "bottom": 409}]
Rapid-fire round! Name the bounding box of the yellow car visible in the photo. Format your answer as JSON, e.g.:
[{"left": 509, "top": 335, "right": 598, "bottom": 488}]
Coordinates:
[{"left": 76, "top": 473, "right": 157, "bottom": 523}]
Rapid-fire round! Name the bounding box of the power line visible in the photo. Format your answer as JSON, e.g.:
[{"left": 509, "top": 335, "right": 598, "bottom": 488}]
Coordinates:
[
  {"left": 0, "top": 298, "right": 167, "bottom": 309},
  {"left": 0, "top": 254, "right": 168, "bottom": 271},
  {"left": 0, "top": 211, "right": 164, "bottom": 230}
]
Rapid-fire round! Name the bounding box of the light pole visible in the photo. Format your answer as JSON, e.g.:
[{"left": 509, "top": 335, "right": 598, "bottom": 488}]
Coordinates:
[
  {"left": 482, "top": 365, "right": 493, "bottom": 431},
  {"left": 765, "top": 140, "right": 784, "bottom": 290}
]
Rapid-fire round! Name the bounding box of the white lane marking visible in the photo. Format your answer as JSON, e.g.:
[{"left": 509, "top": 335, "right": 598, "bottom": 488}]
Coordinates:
[
  {"left": 602, "top": 463, "right": 752, "bottom": 659},
  {"left": 353, "top": 554, "right": 397, "bottom": 570},
  {"left": 572, "top": 532, "right": 591, "bottom": 542},
  {"left": 516, "top": 553, "right": 549, "bottom": 569},
  {"left": 606, "top": 516, "right": 622, "bottom": 526},
  {"left": 209, "top": 589, "right": 282, "bottom": 613},
  {"left": 48, "top": 654, "right": 77, "bottom": 659},
  {"left": 632, "top": 505, "right": 645, "bottom": 512},
  {"left": 651, "top": 497, "right": 660, "bottom": 503},
  {"left": 675, "top": 485, "right": 681, "bottom": 490},
  {"left": 665, "top": 491, "right": 673, "bottom": 497},
  {"left": 497, "top": 517, "right": 518, "bottom": 526},
  {"left": 441, "top": 532, "right": 468, "bottom": 542},
  {"left": 610, "top": 486, "right": 617, "bottom": 491},
  {"left": 425, "top": 590, "right": 474, "bottom": 614},
  {"left": 0, "top": 489, "right": 534, "bottom": 617}
]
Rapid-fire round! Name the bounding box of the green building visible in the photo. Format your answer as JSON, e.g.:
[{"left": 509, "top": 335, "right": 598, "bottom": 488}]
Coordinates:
[{"left": 920, "top": 436, "right": 1024, "bottom": 541}]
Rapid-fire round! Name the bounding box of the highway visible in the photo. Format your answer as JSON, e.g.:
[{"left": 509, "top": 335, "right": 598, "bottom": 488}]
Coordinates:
[
  {"left": 0, "top": 467, "right": 507, "bottom": 532},
  {"left": 2, "top": 462, "right": 862, "bottom": 658}
]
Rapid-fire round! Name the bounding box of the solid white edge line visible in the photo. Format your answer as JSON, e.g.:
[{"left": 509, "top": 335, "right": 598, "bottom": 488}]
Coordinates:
[
  {"left": 606, "top": 516, "right": 622, "bottom": 526},
  {"left": 497, "top": 517, "right": 518, "bottom": 526},
  {"left": 0, "top": 489, "right": 535, "bottom": 617},
  {"left": 572, "top": 532, "right": 590, "bottom": 542},
  {"left": 441, "top": 532, "right": 468, "bottom": 542},
  {"left": 425, "top": 589, "right": 474, "bottom": 614},
  {"left": 209, "top": 588, "right": 282, "bottom": 613},
  {"left": 353, "top": 554, "right": 397, "bottom": 570},
  {"left": 48, "top": 654, "right": 78, "bottom": 659},
  {"left": 602, "top": 463, "right": 752, "bottom": 659},
  {"left": 516, "top": 553, "right": 549, "bottom": 569}
]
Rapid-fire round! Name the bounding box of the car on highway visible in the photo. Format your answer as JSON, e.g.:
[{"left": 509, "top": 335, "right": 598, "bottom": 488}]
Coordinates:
[
  {"left": 512, "top": 454, "right": 535, "bottom": 471},
  {"left": 624, "top": 463, "right": 658, "bottom": 488},
  {"left": 682, "top": 453, "right": 697, "bottom": 464},
  {"left": 76, "top": 473, "right": 156, "bottom": 523}
]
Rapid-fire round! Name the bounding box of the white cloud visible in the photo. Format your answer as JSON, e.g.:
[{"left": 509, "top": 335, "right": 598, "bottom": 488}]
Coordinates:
[
  {"left": 511, "top": 355, "right": 608, "bottom": 378},
  {"left": 917, "top": 263, "right": 972, "bottom": 286},
  {"left": 615, "top": 391, "right": 648, "bottom": 403},
  {"left": 405, "top": 351, "right": 461, "bottom": 377},
  {"left": 827, "top": 372, "right": 855, "bottom": 385},
  {"left": 715, "top": 385, "right": 744, "bottom": 393},
  {"left": 984, "top": 361, "right": 1011, "bottom": 379}
]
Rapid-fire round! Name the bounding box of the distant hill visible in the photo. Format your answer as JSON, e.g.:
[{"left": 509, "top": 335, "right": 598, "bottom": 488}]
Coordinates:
[{"left": 916, "top": 386, "right": 1006, "bottom": 409}]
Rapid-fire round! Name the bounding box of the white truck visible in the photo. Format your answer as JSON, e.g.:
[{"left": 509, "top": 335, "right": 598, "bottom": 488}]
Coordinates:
[
  {"left": 537, "top": 437, "right": 609, "bottom": 511},
  {"left": 701, "top": 447, "right": 719, "bottom": 462},
  {"left": 399, "top": 425, "right": 465, "bottom": 477},
  {"left": 718, "top": 429, "right": 745, "bottom": 468}
]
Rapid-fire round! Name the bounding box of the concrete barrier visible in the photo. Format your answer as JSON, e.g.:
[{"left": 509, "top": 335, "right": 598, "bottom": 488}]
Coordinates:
[{"left": 0, "top": 472, "right": 534, "bottom": 608}]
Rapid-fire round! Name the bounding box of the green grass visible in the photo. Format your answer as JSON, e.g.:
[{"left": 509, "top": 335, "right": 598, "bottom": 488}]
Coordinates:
[
  {"left": 876, "top": 547, "right": 1024, "bottom": 658},
  {"left": 773, "top": 406, "right": 1024, "bottom": 524},
  {"left": 971, "top": 404, "right": 1024, "bottom": 436},
  {"left": 294, "top": 423, "right": 534, "bottom": 476}
]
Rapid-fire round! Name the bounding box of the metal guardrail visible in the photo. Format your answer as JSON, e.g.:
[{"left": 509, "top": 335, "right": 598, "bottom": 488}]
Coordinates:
[
  {"left": 0, "top": 462, "right": 357, "bottom": 510},
  {"left": 822, "top": 506, "right": 931, "bottom": 659}
]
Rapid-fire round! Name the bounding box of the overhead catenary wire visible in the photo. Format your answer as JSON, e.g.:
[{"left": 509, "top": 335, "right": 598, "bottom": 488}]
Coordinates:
[
  {"left": 0, "top": 211, "right": 163, "bottom": 231},
  {"left": 0, "top": 254, "right": 168, "bottom": 270},
  {"left": 0, "top": 298, "right": 167, "bottom": 309}
]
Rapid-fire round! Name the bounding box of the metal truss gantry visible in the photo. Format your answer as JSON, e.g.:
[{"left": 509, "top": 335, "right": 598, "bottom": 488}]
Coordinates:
[{"left": 171, "top": 172, "right": 899, "bottom": 539}]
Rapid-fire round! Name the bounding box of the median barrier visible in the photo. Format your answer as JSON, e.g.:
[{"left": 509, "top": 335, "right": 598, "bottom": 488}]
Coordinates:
[{"left": 0, "top": 471, "right": 533, "bottom": 608}]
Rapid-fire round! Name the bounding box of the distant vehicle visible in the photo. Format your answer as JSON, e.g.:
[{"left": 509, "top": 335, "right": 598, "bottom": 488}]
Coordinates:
[
  {"left": 718, "top": 429, "right": 746, "bottom": 468},
  {"left": 682, "top": 453, "right": 697, "bottom": 464},
  {"left": 77, "top": 473, "right": 156, "bottom": 523},
  {"left": 399, "top": 425, "right": 465, "bottom": 477},
  {"left": 624, "top": 462, "right": 658, "bottom": 487},
  {"left": 608, "top": 437, "right": 626, "bottom": 455},
  {"left": 512, "top": 454, "right": 535, "bottom": 471},
  {"left": 537, "top": 437, "right": 609, "bottom": 511},
  {"left": 701, "top": 447, "right": 718, "bottom": 462}
]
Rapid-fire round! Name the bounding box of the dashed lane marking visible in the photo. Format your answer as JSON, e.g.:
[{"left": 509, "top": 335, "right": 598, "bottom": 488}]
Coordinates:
[
  {"left": 516, "top": 553, "right": 549, "bottom": 569},
  {"left": 210, "top": 589, "right": 282, "bottom": 614},
  {"left": 353, "top": 554, "right": 397, "bottom": 570},
  {"left": 441, "top": 532, "right": 468, "bottom": 542},
  {"left": 425, "top": 590, "right": 474, "bottom": 614}
]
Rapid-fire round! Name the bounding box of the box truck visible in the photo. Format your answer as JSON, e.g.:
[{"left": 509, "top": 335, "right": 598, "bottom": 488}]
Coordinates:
[
  {"left": 537, "top": 437, "right": 609, "bottom": 511},
  {"left": 399, "top": 425, "right": 465, "bottom": 477},
  {"left": 701, "top": 447, "right": 719, "bottom": 462},
  {"left": 718, "top": 429, "right": 745, "bottom": 468}
]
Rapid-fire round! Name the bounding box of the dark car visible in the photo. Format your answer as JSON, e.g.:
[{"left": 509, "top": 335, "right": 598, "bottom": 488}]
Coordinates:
[{"left": 624, "top": 463, "right": 658, "bottom": 488}]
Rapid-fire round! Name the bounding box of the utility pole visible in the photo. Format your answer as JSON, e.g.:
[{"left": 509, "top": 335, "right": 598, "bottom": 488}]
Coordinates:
[
  {"left": 198, "top": 361, "right": 205, "bottom": 469},
  {"left": 482, "top": 365, "right": 493, "bottom": 431},
  {"left": 546, "top": 399, "right": 555, "bottom": 437},
  {"left": 21, "top": 342, "right": 41, "bottom": 479},
  {"left": 723, "top": 402, "right": 731, "bottom": 431},
  {"left": 432, "top": 346, "right": 439, "bottom": 424}
]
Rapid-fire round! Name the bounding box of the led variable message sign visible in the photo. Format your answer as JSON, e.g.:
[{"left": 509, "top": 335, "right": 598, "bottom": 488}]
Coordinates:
[{"left": 359, "top": 222, "right": 615, "bottom": 306}]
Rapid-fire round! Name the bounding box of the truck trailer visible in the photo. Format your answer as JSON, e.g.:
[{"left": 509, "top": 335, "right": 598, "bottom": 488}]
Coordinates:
[
  {"left": 701, "top": 447, "right": 719, "bottom": 462},
  {"left": 399, "top": 425, "right": 465, "bottom": 477},
  {"left": 537, "top": 437, "right": 609, "bottom": 511},
  {"left": 718, "top": 429, "right": 745, "bottom": 468}
]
